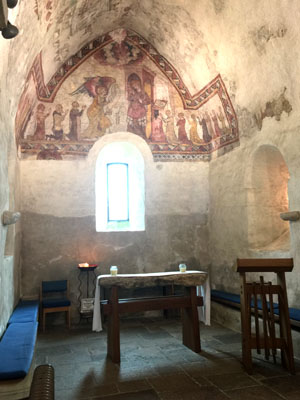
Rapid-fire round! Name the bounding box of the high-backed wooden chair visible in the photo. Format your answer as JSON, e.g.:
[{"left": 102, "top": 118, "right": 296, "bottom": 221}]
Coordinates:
[
  {"left": 237, "top": 258, "right": 295, "bottom": 374},
  {"left": 40, "top": 280, "right": 71, "bottom": 332}
]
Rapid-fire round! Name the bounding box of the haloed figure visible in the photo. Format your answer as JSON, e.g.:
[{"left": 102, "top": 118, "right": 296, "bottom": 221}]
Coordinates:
[
  {"left": 33, "top": 103, "right": 50, "bottom": 140},
  {"left": 84, "top": 85, "right": 111, "bottom": 138},
  {"left": 151, "top": 109, "right": 166, "bottom": 142},
  {"left": 52, "top": 104, "right": 67, "bottom": 140},
  {"left": 67, "top": 101, "right": 86, "bottom": 141},
  {"left": 176, "top": 112, "right": 190, "bottom": 144},
  {"left": 127, "top": 74, "right": 151, "bottom": 139},
  {"left": 163, "top": 109, "right": 179, "bottom": 144},
  {"left": 189, "top": 114, "right": 203, "bottom": 145}
]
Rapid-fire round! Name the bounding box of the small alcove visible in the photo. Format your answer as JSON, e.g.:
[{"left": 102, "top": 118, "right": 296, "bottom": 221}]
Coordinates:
[{"left": 248, "top": 145, "right": 290, "bottom": 251}]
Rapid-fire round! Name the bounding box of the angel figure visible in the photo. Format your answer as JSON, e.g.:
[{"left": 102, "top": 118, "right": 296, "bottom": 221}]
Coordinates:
[{"left": 70, "top": 76, "right": 117, "bottom": 139}]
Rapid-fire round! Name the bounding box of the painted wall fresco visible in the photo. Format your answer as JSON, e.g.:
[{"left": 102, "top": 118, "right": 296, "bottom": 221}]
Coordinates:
[
  {"left": 33, "top": 0, "right": 59, "bottom": 32},
  {"left": 16, "top": 29, "right": 239, "bottom": 161}
]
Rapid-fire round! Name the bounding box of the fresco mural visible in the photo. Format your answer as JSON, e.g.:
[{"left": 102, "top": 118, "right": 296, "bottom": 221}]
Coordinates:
[
  {"left": 16, "top": 29, "right": 239, "bottom": 161},
  {"left": 33, "top": 0, "right": 59, "bottom": 32}
]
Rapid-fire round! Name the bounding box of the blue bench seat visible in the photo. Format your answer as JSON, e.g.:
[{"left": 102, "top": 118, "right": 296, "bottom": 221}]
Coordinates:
[
  {"left": 211, "top": 289, "right": 279, "bottom": 311},
  {"left": 211, "top": 289, "right": 300, "bottom": 326},
  {"left": 0, "top": 300, "right": 39, "bottom": 381},
  {"left": 211, "top": 290, "right": 240, "bottom": 305},
  {"left": 0, "top": 321, "right": 38, "bottom": 380},
  {"left": 8, "top": 300, "right": 39, "bottom": 324}
]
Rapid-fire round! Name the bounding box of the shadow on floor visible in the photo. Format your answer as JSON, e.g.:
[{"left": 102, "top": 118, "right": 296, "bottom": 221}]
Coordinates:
[{"left": 35, "top": 317, "right": 300, "bottom": 400}]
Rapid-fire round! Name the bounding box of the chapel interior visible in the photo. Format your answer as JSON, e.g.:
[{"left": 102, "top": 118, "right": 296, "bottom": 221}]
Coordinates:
[{"left": 1, "top": 1, "right": 300, "bottom": 399}]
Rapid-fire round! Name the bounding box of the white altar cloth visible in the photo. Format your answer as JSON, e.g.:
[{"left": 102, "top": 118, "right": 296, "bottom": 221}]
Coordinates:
[{"left": 92, "top": 270, "right": 210, "bottom": 332}]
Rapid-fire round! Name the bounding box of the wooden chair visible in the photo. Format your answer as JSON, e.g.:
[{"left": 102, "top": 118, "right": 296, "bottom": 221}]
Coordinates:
[
  {"left": 40, "top": 280, "right": 71, "bottom": 332},
  {"left": 237, "top": 258, "right": 295, "bottom": 374}
]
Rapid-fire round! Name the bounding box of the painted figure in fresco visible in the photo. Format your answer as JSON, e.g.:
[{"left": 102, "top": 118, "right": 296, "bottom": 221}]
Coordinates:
[
  {"left": 176, "top": 113, "right": 191, "bottom": 144},
  {"left": 127, "top": 73, "right": 151, "bottom": 139},
  {"left": 204, "top": 111, "right": 215, "bottom": 139},
  {"left": 211, "top": 109, "right": 222, "bottom": 138},
  {"left": 151, "top": 109, "right": 166, "bottom": 142},
  {"left": 197, "top": 112, "right": 212, "bottom": 143},
  {"left": 189, "top": 114, "right": 203, "bottom": 145},
  {"left": 163, "top": 110, "right": 179, "bottom": 144},
  {"left": 33, "top": 103, "right": 50, "bottom": 140},
  {"left": 67, "top": 101, "right": 86, "bottom": 141},
  {"left": 71, "top": 76, "right": 116, "bottom": 139},
  {"left": 51, "top": 104, "right": 67, "bottom": 140},
  {"left": 217, "top": 105, "right": 229, "bottom": 134},
  {"left": 83, "top": 85, "right": 112, "bottom": 138}
]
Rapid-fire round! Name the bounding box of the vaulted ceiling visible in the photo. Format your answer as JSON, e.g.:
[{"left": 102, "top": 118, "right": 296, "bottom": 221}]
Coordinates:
[{"left": 1, "top": 0, "right": 299, "bottom": 139}]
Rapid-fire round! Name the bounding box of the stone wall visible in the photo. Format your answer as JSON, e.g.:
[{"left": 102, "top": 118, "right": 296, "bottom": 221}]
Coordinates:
[
  {"left": 0, "top": 42, "right": 21, "bottom": 337},
  {"left": 209, "top": 113, "right": 300, "bottom": 308},
  {"left": 2, "top": 0, "right": 300, "bottom": 331},
  {"left": 20, "top": 133, "right": 210, "bottom": 319}
]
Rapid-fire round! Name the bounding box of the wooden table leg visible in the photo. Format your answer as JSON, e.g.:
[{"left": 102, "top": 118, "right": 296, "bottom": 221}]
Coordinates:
[
  {"left": 107, "top": 286, "right": 120, "bottom": 363},
  {"left": 240, "top": 274, "right": 253, "bottom": 374},
  {"left": 163, "top": 284, "right": 175, "bottom": 318},
  {"left": 182, "top": 286, "right": 201, "bottom": 353}
]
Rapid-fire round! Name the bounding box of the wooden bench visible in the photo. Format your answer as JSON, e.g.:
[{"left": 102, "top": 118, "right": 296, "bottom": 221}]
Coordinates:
[{"left": 101, "top": 286, "right": 203, "bottom": 363}]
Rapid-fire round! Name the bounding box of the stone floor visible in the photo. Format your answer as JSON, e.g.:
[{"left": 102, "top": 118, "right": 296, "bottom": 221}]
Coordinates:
[{"left": 35, "top": 317, "right": 300, "bottom": 400}]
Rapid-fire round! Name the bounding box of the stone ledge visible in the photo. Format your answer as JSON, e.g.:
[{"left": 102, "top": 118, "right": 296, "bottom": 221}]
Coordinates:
[
  {"left": 280, "top": 211, "right": 300, "bottom": 221},
  {"left": 2, "top": 211, "right": 21, "bottom": 226}
]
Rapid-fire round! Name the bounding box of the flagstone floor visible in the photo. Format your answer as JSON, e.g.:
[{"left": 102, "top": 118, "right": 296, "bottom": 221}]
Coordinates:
[{"left": 35, "top": 317, "right": 300, "bottom": 399}]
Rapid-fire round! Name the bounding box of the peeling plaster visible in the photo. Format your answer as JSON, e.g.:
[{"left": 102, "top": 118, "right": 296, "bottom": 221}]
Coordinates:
[
  {"left": 250, "top": 24, "right": 287, "bottom": 55},
  {"left": 255, "top": 87, "right": 292, "bottom": 130},
  {"left": 212, "top": 0, "right": 226, "bottom": 14}
]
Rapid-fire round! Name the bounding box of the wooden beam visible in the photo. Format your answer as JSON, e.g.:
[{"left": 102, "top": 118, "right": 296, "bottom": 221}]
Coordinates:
[
  {"left": 237, "top": 258, "right": 293, "bottom": 273},
  {"left": 101, "top": 295, "right": 203, "bottom": 315}
]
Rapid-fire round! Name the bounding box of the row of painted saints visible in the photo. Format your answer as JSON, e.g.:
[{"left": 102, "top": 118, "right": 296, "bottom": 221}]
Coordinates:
[{"left": 27, "top": 73, "right": 230, "bottom": 147}]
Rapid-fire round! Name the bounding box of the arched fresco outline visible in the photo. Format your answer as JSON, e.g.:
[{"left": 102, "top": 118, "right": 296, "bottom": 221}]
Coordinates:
[{"left": 16, "top": 28, "right": 239, "bottom": 161}]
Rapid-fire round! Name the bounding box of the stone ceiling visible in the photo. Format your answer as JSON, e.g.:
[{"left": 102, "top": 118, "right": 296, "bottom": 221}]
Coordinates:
[{"left": 1, "top": 0, "right": 300, "bottom": 137}]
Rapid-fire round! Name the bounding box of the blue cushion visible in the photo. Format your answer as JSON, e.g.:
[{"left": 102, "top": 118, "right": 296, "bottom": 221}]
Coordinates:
[
  {"left": 0, "top": 322, "right": 38, "bottom": 379},
  {"left": 211, "top": 290, "right": 241, "bottom": 304},
  {"left": 8, "top": 300, "right": 39, "bottom": 324},
  {"left": 251, "top": 299, "right": 279, "bottom": 311},
  {"left": 211, "top": 289, "right": 279, "bottom": 311},
  {"left": 212, "top": 290, "right": 300, "bottom": 324},
  {"left": 42, "top": 297, "right": 70, "bottom": 308},
  {"left": 273, "top": 307, "right": 300, "bottom": 321},
  {"left": 288, "top": 308, "right": 300, "bottom": 321}
]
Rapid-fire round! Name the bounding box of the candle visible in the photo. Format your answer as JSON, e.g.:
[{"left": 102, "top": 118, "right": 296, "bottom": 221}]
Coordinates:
[
  {"left": 110, "top": 266, "right": 118, "bottom": 275},
  {"left": 179, "top": 263, "right": 186, "bottom": 273},
  {"left": 79, "top": 262, "right": 90, "bottom": 268}
]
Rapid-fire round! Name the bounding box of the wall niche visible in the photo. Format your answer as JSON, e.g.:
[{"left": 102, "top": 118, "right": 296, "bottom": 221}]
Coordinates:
[{"left": 248, "top": 145, "right": 290, "bottom": 251}]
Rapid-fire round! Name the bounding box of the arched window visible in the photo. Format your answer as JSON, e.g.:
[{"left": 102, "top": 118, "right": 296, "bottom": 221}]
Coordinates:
[{"left": 95, "top": 142, "right": 145, "bottom": 232}]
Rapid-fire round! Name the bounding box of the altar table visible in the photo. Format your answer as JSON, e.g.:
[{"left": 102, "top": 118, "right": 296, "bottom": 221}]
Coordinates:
[{"left": 92, "top": 271, "right": 210, "bottom": 363}]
